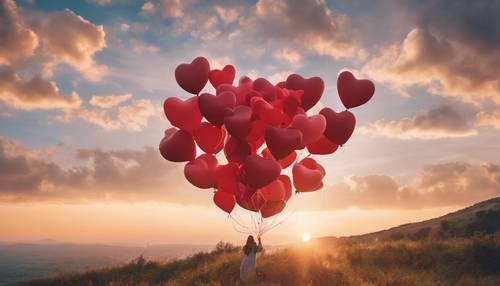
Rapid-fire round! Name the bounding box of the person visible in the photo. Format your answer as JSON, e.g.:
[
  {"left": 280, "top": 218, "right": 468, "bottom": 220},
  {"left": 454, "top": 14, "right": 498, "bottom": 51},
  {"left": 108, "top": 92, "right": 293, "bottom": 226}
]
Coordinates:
[{"left": 240, "top": 235, "right": 263, "bottom": 282}]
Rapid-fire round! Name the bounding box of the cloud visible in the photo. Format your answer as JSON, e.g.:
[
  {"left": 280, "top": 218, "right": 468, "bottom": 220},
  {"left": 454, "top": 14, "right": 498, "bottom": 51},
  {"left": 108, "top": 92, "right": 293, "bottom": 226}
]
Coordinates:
[
  {"left": 89, "top": 0, "right": 112, "bottom": 6},
  {"left": 313, "top": 162, "right": 500, "bottom": 210},
  {"left": 59, "top": 99, "right": 157, "bottom": 131},
  {"left": 360, "top": 105, "right": 478, "bottom": 139},
  {"left": 274, "top": 48, "right": 302, "bottom": 66},
  {"left": 0, "top": 0, "right": 39, "bottom": 64},
  {"left": 89, "top": 93, "right": 132, "bottom": 108},
  {"left": 363, "top": 1, "right": 500, "bottom": 104},
  {"left": 140, "top": 1, "right": 155, "bottom": 13},
  {"left": 0, "top": 137, "right": 201, "bottom": 203},
  {"left": 476, "top": 110, "right": 500, "bottom": 130},
  {"left": 160, "top": 0, "right": 184, "bottom": 18},
  {"left": 0, "top": 66, "right": 82, "bottom": 110},
  {"left": 36, "top": 9, "right": 108, "bottom": 81}
]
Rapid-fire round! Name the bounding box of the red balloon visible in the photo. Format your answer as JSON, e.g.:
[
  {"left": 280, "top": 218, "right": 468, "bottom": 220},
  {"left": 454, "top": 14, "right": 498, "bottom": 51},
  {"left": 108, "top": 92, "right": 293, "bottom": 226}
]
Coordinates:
[
  {"left": 184, "top": 154, "right": 218, "bottom": 189},
  {"left": 253, "top": 78, "right": 277, "bottom": 102},
  {"left": 243, "top": 154, "right": 281, "bottom": 189},
  {"left": 259, "top": 179, "right": 286, "bottom": 201},
  {"left": 291, "top": 114, "right": 326, "bottom": 148},
  {"left": 163, "top": 96, "right": 202, "bottom": 133},
  {"left": 307, "top": 135, "right": 339, "bottom": 155},
  {"left": 214, "top": 190, "right": 236, "bottom": 213},
  {"left": 279, "top": 175, "right": 293, "bottom": 201},
  {"left": 282, "top": 90, "right": 303, "bottom": 117},
  {"left": 224, "top": 136, "right": 251, "bottom": 164},
  {"left": 320, "top": 108, "right": 356, "bottom": 146},
  {"left": 159, "top": 129, "right": 196, "bottom": 162},
  {"left": 262, "top": 148, "right": 296, "bottom": 169},
  {"left": 198, "top": 91, "right": 236, "bottom": 127},
  {"left": 264, "top": 127, "right": 302, "bottom": 160},
  {"left": 292, "top": 158, "right": 325, "bottom": 192},
  {"left": 246, "top": 119, "right": 267, "bottom": 142},
  {"left": 276, "top": 81, "right": 287, "bottom": 89},
  {"left": 224, "top": 105, "right": 253, "bottom": 140},
  {"left": 251, "top": 97, "right": 284, "bottom": 126},
  {"left": 239, "top": 76, "right": 253, "bottom": 86},
  {"left": 175, "top": 57, "right": 210, "bottom": 94},
  {"left": 261, "top": 200, "right": 286, "bottom": 218},
  {"left": 337, "top": 71, "right": 375, "bottom": 109},
  {"left": 194, "top": 122, "right": 226, "bottom": 154},
  {"left": 286, "top": 74, "right": 324, "bottom": 111},
  {"left": 209, "top": 65, "right": 235, "bottom": 88},
  {"left": 216, "top": 163, "right": 240, "bottom": 195}
]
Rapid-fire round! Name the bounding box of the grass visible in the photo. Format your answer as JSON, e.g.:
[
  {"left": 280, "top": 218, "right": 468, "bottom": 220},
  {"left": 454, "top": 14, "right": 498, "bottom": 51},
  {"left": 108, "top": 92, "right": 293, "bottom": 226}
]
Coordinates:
[{"left": 19, "top": 235, "right": 500, "bottom": 286}]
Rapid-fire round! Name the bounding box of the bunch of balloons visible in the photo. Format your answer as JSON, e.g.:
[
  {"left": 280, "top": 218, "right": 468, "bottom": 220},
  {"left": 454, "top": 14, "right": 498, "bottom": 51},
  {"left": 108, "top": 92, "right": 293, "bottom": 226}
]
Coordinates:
[{"left": 159, "top": 57, "right": 374, "bottom": 220}]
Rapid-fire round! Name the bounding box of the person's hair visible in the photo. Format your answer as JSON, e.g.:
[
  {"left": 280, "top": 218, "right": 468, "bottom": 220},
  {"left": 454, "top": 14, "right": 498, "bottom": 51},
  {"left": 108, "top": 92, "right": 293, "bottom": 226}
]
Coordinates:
[{"left": 243, "top": 235, "right": 255, "bottom": 255}]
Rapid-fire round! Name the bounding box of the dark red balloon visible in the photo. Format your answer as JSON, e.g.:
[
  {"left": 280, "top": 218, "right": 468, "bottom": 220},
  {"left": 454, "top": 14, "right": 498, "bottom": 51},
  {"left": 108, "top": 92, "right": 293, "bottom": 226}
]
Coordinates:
[
  {"left": 262, "top": 148, "right": 296, "bottom": 169},
  {"left": 243, "top": 154, "right": 281, "bottom": 189},
  {"left": 286, "top": 74, "right": 324, "bottom": 111},
  {"left": 184, "top": 154, "right": 218, "bottom": 189},
  {"left": 175, "top": 57, "right": 210, "bottom": 94},
  {"left": 194, "top": 122, "right": 226, "bottom": 154},
  {"left": 320, "top": 108, "right": 356, "bottom": 146},
  {"left": 224, "top": 136, "right": 251, "bottom": 164},
  {"left": 198, "top": 91, "right": 236, "bottom": 127},
  {"left": 337, "top": 71, "right": 375, "bottom": 109},
  {"left": 159, "top": 129, "right": 196, "bottom": 162},
  {"left": 163, "top": 96, "right": 202, "bottom": 133},
  {"left": 253, "top": 78, "right": 276, "bottom": 102},
  {"left": 264, "top": 127, "right": 302, "bottom": 160},
  {"left": 214, "top": 190, "right": 236, "bottom": 213},
  {"left": 209, "top": 65, "right": 235, "bottom": 88},
  {"left": 251, "top": 97, "right": 284, "bottom": 126},
  {"left": 307, "top": 135, "right": 339, "bottom": 155},
  {"left": 224, "top": 105, "right": 252, "bottom": 140},
  {"left": 237, "top": 187, "right": 265, "bottom": 212},
  {"left": 261, "top": 200, "right": 286, "bottom": 218},
  {"left": 259, "top": 178, "right": 286, "bottom": 202},
  {"left": 279, "top": 175, "right": 293, "bottom": 201},
  {"left": 216, "top": 163, "right": 240, "bottom": 195}
]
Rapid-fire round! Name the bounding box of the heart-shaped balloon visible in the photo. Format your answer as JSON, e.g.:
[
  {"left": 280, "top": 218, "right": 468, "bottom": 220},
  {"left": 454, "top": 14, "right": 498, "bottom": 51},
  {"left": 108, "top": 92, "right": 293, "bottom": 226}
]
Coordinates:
[
  {"left": 253, "top": 78, "right": 276, "bottom": 102},
  {"left": 184, "top": 154, "right": 218, "bottom": 189},
  {"left": 281, "top": 90, "right": 303, "bottom": 117},
  {"left": 291, "top": 114, "right": 327, "bottom": 148},
  {"left": 224, "top": 136, "right": 251, "bottom": 164},
  {"left": 246, "top": 119, "right": 267, "bottom": 142},
  {"left": 209, "top": 65, "right": 235, "bottom": 89},
  {"left": 264, "top": 127, "right": 302, "bottom": 160},
  {"left": 243, "top": 154, "right": 281, "bottom": 189},
  {"left": 224, "top": 105, "right": 252, "bottom": 140},
  {"left": 237, "top": 186, "right": 264, "bottom": 212},
  {"left": 279, "top": 175, "right": 293, "bottom": 201},
  {"left": 261, "top": 200, "right": 286, "bottom": 218},
  {"left": 216, "top": 162, "right": 240, "bottom": 195},
  {"left": 159, "top": 129, "right": 196, "bottom": 162},
  {"left": 198, "top": 91, "right": 236, "bottom": 127},
  {"left": 213, "top": 190, "right": 236, "bottom": 213},
  {"left": 262, "top": 148, "right": 296, "bottom": 169},
  {"left": 307, "top": 135, "right": 339, "bottom": 155},
  {"left": 337, "top": 71, "right": 375, "bottom": 109},
  {"left": 251, "top": 97, "right": 284, "bottom": 126},
  {"left": 320, "top": 108, "right": 356, "bottom": 146},
  {"left": 259, "top": 179, "right": 286, "bottom": 202},
  {"left": 175, "top": 57, "right": 210, "bottom": 94},
  {"left": 286, "top": 74, "right": 324, "bottom": 111},
  {"left": 194, "top": 122, "right": 226, "bottom": 154},
  {"left": 292, "top": 158, "right": 325, "bottom": 192},
  {"left": 163, "top": 96, "right": 202, "bottom": 133}
]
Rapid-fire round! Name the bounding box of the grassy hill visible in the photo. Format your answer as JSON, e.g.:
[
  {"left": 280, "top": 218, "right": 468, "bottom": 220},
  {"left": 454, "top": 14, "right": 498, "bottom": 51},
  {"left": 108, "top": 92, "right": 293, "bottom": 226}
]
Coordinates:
[{"left": 18, "top": 198, "right": 500, "bottom": 286}]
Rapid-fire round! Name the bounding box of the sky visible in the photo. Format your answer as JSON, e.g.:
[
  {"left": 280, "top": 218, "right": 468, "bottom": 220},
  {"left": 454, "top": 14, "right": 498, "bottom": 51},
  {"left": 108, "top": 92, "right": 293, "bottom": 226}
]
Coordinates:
[{"left": 1, "top": 0, "right": 499, "bottom": 245}]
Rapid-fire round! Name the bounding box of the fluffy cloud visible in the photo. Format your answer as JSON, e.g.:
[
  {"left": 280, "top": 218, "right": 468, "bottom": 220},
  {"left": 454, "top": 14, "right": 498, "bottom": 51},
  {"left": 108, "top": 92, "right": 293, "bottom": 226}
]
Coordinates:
[
  {"left": 360, "top": 105, "right": 478, "bottom": 139},
  {"left": 0, "top": 137, "right": 200, "bottom": 203},
  {"left": 36, "top": 9, "right": 107, "bottom": 81},
  {"left": 363, "top": 1, "right": 500, "bottom": 104},
  {"left": 59, "top": 99, "right": 157, "bottom": 131},
  {"left": 313, "top": 162, "right": 500, "bottom": 210},
  {"left": 0, "top": 0, "right": 38, "bottom": 64},
  {"left": 160, "top": 0, "right": 184, "bottom": 18},
  {"left": 0, "top": 66, "right": 82, "bottom": 110},
  {"left": 476, "top": 110, "right": 500, "bottom": 130},
  {"left": 89, "top": 94, "right": 132, "bottom": 108}
]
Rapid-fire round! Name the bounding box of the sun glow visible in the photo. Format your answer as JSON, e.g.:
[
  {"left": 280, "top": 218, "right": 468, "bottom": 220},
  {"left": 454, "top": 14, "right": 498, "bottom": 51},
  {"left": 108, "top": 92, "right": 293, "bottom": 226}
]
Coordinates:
[{"left": 302, "top": 232, "right": 311, "bottom": 242}]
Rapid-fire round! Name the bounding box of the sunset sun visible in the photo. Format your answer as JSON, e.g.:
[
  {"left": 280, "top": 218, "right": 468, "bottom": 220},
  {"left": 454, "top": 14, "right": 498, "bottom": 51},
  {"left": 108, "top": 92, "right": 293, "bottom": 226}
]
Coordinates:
[{"left": 302, "top": 232, "right": 311, "bottom": 242}]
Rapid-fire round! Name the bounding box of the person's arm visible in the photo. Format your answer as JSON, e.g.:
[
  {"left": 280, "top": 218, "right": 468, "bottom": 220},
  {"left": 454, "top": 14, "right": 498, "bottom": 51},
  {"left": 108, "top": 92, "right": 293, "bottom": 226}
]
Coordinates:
[{"left": 256, "top": 237, "right": 263, "bottom": 252}]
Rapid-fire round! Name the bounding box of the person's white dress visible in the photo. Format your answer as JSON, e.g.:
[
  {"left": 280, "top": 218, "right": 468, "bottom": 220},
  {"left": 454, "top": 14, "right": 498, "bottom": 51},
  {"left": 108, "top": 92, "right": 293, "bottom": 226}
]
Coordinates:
[{"left": 240, "top": 243, "right": 263, "bottom": 281}]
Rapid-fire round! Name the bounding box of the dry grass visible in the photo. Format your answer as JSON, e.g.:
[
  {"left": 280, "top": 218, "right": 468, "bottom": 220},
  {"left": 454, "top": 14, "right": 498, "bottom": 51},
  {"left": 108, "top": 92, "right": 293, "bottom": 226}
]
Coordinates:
[{"left": 20, "top": 236, "right": 500, "bottom": 286}]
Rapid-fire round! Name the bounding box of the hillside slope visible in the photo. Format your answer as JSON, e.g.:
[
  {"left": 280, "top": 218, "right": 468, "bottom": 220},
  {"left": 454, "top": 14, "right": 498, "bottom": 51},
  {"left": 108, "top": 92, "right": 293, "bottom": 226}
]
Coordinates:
[{"left": 318, "top": 197, "right": 500, "bottom": 243}]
